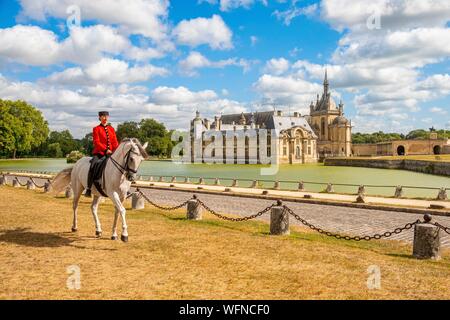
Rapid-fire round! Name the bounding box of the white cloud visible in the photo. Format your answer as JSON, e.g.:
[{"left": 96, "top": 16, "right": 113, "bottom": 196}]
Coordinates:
[
  {"left": 178, "top": 51, "right": 253, "bottom": 76},
  {"left": 173, "top": 15, "right": 233, "bottom": 50},
  {"left": 263, "top": 58, "right": 290, "bottom": 76},
  {"left": 150, "top": 86, "right": 218, "bottom": 104},
  {"left": 273, "top": 3, "right": 318, "bottom": 26},
  {"left": 321, "top": 0, "right": 450, "bottom": 32},
  {"left": 0, "top": 25, "right": 61, "bottom": 66},
  {"left": 45, "top": 58, "right": 168, "bottom": 85},
  {"left": 430, "top": 107, "right": 447, "bottom": 115},
  {"left": 18, "top": 0, "right": 170, "bottom": 42},
  {"left": 253, "top": 74, "right": 323, "bottom": 107},
  {"left": 0, "top": 24, "right": 165, "bottom": 66}
]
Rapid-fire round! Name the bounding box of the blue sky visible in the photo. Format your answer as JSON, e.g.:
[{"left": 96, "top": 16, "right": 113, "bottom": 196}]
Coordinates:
[{"left": 0, "top": 0, "right": 449, "bottom": 138}]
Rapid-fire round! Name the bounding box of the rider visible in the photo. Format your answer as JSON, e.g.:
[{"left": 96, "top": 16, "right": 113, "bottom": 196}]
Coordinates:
[{"left": 85, "top": 111, "right": 119, "bottom": 197}]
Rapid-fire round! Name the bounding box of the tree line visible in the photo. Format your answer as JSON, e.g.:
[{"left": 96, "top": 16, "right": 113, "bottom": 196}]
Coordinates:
[
  {"left": 352, "top": 130, "right": 450, "bottom": 144},
  {"left": 0, "top": 99, "right": 176, "bottom": 159}
]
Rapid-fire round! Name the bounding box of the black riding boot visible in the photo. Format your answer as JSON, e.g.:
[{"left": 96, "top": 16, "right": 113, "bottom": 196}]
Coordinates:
[{"left": 85, "top": 155, "right": 98, "bottom": 197}]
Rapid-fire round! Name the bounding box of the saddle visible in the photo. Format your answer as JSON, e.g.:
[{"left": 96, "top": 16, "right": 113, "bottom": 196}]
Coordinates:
[{"left": 89, "top": 155, "right": 109, "bottom": 197}]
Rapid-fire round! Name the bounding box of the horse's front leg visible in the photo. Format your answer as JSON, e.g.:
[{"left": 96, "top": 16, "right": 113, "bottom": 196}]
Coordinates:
[
  {"left": 111, "top": 191, "right": 128, "bottom": 242},
  {"left": 91, "top": 195, "right": 103, "bottom": 237},
  {"left": 111, "top": 206, "right": 119, "bottom": 240}
]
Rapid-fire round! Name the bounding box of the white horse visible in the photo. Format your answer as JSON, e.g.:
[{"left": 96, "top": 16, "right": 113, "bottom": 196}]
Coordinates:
[{"left": 52, "top": 138, "right": 148, "bottom": 242}]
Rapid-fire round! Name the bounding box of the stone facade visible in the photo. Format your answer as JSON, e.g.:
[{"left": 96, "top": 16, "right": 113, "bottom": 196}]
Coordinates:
[
  {"left": 353, "top": 138, "right": 450, "bottom": 156},
  {"left": 189, "top": 71, "right": 351, "bottom": 164},
  {"left": 308, "top": 70, "right": 352, "bottom": 159}
]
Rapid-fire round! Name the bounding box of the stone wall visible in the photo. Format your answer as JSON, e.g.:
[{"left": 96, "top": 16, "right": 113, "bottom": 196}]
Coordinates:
[{"left": 324, "top": 158, "right": 450, "bottom": 177}]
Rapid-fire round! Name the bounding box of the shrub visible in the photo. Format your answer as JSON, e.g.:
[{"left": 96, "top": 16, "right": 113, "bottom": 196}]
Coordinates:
[{"left": 66, "top": 150, "right": 84, "bottom": 163}]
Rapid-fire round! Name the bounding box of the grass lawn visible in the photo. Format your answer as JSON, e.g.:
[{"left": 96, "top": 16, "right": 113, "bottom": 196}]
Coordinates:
[{"left": 0, "top": 186, "right": 449, "bottom": 300}]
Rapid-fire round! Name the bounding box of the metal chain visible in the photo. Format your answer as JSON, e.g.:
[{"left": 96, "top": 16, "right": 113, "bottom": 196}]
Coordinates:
[
  {"left": 434, "top": 222, "right": 450, "bottom": 235},
  {"left": 30, "top": 177, "right": 46, "bottom": 188},
  {"left": 197, "top": 198, "right": 275, "bottom": 222},
  {"left": 138, "top": 190, "right": 191, "bottom": 211},
  {"left": 14, "top": 177, "right": 28, "bottom": 187},
  {"left": 283, "top": 205, "right": 421, "bottom": 241}
]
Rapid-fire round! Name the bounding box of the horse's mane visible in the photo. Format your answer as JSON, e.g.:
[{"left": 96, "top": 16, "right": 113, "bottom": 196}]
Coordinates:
[{"left": 121, "top": 138, "right": 149, "bottom": 159}]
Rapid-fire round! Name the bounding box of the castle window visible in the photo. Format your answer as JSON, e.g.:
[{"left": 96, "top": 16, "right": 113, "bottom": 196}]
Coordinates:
[{"left": 321, "top": 118, "right": 325, "bottom": 137}]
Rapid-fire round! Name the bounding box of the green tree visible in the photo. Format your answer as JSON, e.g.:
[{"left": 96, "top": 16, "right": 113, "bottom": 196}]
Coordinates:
[
  {"left": 116, "top": 121, "right": 141, "bottom": 141},
  {"left": 0, "top": 99, "right": 49, "bottom": 158},
  {"left": 47, "top": 142, "right": 63, "bottom": 158},
  {"left": 406, "top": 129, "right": 429, "bottom": 140},
  {"left": 47, "top": 130, "right": 78, "bottom": 156},
  {"left": 80, "top": 133, "right": 94, "bottom": 155}
]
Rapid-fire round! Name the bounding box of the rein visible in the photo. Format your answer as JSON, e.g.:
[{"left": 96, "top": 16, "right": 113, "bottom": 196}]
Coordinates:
[{"left": 109, "top": 145, "right": 140, "bottom": 176}]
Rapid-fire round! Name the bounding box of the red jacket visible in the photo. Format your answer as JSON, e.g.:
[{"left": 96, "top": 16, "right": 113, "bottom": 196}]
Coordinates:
[{"left": 92, "top": 123, "right": 119, "bottom": 156}]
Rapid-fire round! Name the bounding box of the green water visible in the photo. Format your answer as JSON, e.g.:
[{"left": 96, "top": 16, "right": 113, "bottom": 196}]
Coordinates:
[{"left": 1, "top": 158, "right": 449, "bottom": 198}]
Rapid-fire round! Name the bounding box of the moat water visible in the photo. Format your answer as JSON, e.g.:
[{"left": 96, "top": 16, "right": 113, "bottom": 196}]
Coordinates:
[{"left": 1, "top": 158, "right": 449, "bottom": 198}]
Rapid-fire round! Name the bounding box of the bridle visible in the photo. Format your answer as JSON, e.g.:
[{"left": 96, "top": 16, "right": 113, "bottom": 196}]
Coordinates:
[{"left": 109, "top": 145, "right": 141, "bottom": 176}]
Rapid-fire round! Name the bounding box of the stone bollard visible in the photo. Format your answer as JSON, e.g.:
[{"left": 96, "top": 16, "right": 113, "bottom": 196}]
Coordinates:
[
  {"left": 437, "top": 188, "right": 447, "bottom": 201},
  {"left": 149, "top": 176, "right": 154, "bottom": 182},
  {"left": 358, "top": 185, "right": 366, "bottom": 195},
  {"left": 0, "top": 176, "right": 6, "bottom": 186},
  {"left": 131, "top": 192, "right": 145, "bottom": 210},
  {"left": 44, "top": 181, "right": 52, "bottom": 193},
  {"left": 159, "top": 176, "right": 165, "bottom": 182},
  {"left": 251, "top": 180, "right": 258, "bottom": 188},
  {"left": 394, "top": 186, "right": 403, "bottom": 198},
  {"left": 231, "top": 179, "right": 238, "bottom": 187},
  {"left": 356, "top": 194, "right": 366, "bottom": 203},
  {"left": 12, "top": 178, "right": 20, "bottom": 188},
  {"left": 65, "top": 186, "right": 73, "bottom": 198},
  {"left": 273, "top": 181, "right": 280, "bottom": 190},
  {"left": 184, "top": 176, "right": 190, "bottom": 183},
  {"left": 298, "top": 181, "right": 305, "bottom": 191},
  {"left": 413, "top": 215, "right": 441, "bottom": 260},
  {"left": 270, "top": 200, "right": 289, "bottom": 235},
  {"left": 186, "top": 195, "right": 202, "bottom": 220},
  {"left": 214, "top": 178, "right": 220, "bottom": 186},
  {"left": 325, "top": 183, "right": 334, "bottom": 193},
  {"left": 198, "top": 177, "right": 204, "bottom": 185},
  {"left": 171, "top": 176, "right": 176, "bottom": 183},
  {"left": 26, "top": 180, "right": 35, "bottom": 190}
]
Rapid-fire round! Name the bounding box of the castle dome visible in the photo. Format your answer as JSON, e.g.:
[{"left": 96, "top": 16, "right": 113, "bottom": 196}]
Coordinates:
[{"left": 332, "top": 116, "right": 349, "bottom": 126}]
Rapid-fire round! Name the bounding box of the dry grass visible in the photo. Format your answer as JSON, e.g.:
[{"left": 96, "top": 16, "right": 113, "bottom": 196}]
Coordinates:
[{"left": 0, "top": 186, "right": 449, "bottom": 300}]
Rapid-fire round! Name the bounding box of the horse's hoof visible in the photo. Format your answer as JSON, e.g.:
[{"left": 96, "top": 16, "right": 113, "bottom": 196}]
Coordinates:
[
  {"left": 95, "top": 231, "right": 102, "bottom": 238},
  {"left": 71, "top": 228, "right": 77, "bottom": 232},
  {"left": 121, "top": 235, "right": 128, "bottom": 242},
  {"left": 111, "top": 235, "right": 118, "bottom": 240}
]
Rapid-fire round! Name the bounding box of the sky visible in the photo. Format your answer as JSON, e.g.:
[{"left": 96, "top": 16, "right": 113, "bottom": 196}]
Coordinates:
[{"left": 0, "top": 0, "right": 449, "bottom": 138}]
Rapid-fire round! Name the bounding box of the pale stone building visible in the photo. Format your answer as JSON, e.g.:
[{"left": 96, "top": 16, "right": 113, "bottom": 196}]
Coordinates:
[
  {"left": 188, "top": 71, "right": 351, "bottom": 164},
  {"left": 308, "top": 70, "right": 352, "bottom": 158}
]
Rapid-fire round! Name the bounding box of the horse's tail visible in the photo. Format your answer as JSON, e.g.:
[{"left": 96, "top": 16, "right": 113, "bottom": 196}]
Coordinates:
[{"left": 51, "top": 167, "right": 73, "bottom": 194}]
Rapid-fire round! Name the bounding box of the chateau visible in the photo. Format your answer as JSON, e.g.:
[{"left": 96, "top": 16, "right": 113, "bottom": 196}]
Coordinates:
[{"left": 189, "top": 72, "right": 352, "bottom": 164}]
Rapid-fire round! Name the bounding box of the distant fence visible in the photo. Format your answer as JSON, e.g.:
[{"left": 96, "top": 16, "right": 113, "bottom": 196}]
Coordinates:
[{"left": 0, "top": 170, "right": 449, "bottom": 200}]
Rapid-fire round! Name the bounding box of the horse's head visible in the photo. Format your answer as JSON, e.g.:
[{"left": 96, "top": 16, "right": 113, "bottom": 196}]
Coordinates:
[{"left": 122, "top": 138, "right": 149, "bottom": 182}]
